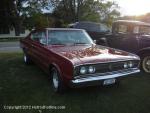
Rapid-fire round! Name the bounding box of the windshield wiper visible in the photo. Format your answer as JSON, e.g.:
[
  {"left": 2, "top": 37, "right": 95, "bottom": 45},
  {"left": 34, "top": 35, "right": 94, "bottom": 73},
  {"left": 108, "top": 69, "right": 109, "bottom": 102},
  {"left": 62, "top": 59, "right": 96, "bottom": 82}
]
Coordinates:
[
  {"left": 73, "top": 43, "right": 88, "bottom": 45},
  {"left": 51, "top": 43, "right": 66, "bottom": 45},
  {"left": 51, "top": 43, "right": 89, "bottom": 46}
]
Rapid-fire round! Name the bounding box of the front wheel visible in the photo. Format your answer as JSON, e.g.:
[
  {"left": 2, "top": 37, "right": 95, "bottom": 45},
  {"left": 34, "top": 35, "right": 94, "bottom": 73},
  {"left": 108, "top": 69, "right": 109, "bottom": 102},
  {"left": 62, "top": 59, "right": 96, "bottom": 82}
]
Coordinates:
[
  {"left": 51, "top": 67, "right": 66, "bottom": 93},
  {"left": 141, "top": 55, "right": 150, "bottom": 73},
  {"left": 23, "top": 52, "right": 32, "bottom": 64}
]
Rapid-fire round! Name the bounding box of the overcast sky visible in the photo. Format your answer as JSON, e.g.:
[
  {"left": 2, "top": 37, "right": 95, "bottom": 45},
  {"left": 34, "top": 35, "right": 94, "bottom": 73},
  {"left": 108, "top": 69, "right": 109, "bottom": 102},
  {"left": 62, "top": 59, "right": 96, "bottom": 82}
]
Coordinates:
[{"left": 113, "top": 0, "right": 150, "bottom": 16}]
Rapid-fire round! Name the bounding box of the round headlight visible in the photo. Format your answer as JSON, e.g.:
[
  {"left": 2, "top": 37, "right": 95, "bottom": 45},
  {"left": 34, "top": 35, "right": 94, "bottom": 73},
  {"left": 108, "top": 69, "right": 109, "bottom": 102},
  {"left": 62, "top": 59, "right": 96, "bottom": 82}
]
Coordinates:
[
  {"left": 80, "top": 67, "right": 87, "bottom": 74},
  {"left": 88, "top": 66, "right": 95, "bottom": 73},
  {"left": 124, "top": 62, "right": 128, "bottom": 68},
  {"left": 128, "top": 61, "right": 134, "bottom": 68}
]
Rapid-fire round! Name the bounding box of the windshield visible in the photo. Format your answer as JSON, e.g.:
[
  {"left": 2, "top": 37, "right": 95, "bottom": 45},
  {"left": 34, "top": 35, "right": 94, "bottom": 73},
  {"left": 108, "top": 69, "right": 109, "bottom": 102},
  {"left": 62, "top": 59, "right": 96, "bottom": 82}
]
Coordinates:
[
  {"left": 74, "top": 22, "right": 109, "bottom": 33},
  {"left": 48, "top": 30, "right": 93, "bottom": 45}
]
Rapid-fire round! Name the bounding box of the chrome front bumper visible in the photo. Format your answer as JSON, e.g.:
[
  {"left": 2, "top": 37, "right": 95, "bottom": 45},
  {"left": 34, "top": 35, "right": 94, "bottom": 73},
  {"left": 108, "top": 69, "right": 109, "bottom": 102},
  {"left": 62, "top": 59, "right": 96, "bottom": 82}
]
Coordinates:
[{"left": 71, "top": 68, "right": 140, "bottom": 85}]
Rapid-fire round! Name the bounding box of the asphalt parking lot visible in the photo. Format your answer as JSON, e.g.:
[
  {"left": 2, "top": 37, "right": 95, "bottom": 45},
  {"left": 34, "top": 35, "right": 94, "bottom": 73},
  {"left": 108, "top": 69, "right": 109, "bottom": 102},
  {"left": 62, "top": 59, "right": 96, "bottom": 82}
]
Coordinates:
[{"left": 0, "top": 41, "right": 22, "bottom": 53}]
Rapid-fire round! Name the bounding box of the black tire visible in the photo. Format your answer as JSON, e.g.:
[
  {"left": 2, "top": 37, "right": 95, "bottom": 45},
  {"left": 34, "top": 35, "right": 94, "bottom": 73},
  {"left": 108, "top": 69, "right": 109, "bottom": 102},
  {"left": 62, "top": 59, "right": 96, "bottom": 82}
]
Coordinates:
[
  {"left": 23, "top": 52, "right": 32, "bottom": 65},
  {"left": 114, "top": 79, "right": 120, "bottom": 86},
  {"left": 141, "top": 54, "right": 150, "bottom": 73},
  {"left": 51, "top": 67, "right": 66, "bottom": 93}
]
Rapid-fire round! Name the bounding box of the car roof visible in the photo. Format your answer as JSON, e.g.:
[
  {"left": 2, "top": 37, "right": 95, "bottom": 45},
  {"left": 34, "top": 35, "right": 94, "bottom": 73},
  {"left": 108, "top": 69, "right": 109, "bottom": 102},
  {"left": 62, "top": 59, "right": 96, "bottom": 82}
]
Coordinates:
[
  {"left": 32, "top": 28, "right": 85, "bottom": 32},
  {"left": 46, "top": 28, "right": 84, "bottom": 31},
  {"left": 114, "top": 20, "right": 150, "bottom": 26},
  {"left": 69, "top": 21, "right": 107, "bottom": 26}
]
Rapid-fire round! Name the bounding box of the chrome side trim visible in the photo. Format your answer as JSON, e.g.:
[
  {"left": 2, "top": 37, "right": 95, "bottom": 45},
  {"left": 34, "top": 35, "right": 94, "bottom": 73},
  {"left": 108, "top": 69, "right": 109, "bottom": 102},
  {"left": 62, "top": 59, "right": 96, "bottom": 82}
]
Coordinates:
[{"left": 71, "top": 68, "right": 140, "bottom": 84}]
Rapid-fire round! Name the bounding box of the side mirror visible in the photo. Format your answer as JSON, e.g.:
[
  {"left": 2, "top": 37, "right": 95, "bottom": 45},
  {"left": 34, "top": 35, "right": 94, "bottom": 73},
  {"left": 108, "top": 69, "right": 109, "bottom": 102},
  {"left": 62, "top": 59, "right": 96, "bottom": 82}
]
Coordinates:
[
  {"left": 40, "top": 38, "right": 46, "bottom": 45},
  {"left": 97, "top": 37, "right": 108, "bottom": 46}
]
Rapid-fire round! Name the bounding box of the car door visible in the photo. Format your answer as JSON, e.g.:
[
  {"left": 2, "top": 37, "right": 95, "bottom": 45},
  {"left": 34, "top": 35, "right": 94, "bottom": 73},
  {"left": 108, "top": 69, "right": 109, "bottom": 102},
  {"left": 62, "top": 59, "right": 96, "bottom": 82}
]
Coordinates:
[
  {"left": 107, "top": 23, "right": 139, "bottom": 53},
  {"left": 137, "top": 25, "right": 150, "bottom": 50},
  {"left": 30, "top": 30, "right": 49, "bottom": 71}
]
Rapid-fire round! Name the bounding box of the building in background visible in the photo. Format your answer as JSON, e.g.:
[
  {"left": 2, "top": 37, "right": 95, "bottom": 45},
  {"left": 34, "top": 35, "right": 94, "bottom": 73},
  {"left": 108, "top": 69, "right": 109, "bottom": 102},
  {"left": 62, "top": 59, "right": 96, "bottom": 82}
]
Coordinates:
[{"left": 0, "top": 26, "right": 30, "bottom": 38}]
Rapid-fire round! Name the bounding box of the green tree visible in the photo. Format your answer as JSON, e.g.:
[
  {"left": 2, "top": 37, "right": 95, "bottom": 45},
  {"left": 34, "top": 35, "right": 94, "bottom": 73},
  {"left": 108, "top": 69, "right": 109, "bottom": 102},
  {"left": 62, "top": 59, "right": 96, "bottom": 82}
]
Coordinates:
[
  {"left": 0, "top": 0, "right": 50, "bottom": 35},
  {"left": 23, "top": 13, "right": 57, "bottom": 30},
  {"left": 52, "top": 0, "right": 120, "bottom": 25},
  {"left": 97, "top": 1, "right": 120, "bottom": 26},
  {"left": 0, "top": 0, "right": 120, "bottom": 34},
  {"left": 0, "top": 0, "right": 21, "bottom": 35}
]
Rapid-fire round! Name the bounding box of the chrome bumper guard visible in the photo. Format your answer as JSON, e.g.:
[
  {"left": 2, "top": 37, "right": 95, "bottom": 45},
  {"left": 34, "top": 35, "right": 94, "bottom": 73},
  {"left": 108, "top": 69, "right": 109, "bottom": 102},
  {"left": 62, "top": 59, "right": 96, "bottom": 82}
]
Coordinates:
[{"left": 71, "top": 68, "right": 140, "bottom": 84}]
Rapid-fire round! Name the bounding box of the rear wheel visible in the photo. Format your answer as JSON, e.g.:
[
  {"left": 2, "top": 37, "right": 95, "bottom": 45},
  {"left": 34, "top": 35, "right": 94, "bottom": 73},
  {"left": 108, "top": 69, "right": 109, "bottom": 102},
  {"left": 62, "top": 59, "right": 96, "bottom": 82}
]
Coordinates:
[
  {"left": 51, "top": 67, "right": 66, "bottom": 93},
  {"left": 141, "top": 55, "right": 150, "bottom": 73}
]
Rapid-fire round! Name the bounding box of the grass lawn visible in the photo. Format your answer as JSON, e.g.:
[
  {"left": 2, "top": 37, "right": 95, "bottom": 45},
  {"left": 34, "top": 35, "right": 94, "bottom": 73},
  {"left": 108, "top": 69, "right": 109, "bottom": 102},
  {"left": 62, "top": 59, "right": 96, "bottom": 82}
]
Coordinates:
[
  {"left": 0, "top": 38, "right": 20, "bottom": 42},
  {"left": 0, "top": 52, "right": 150, "bottom": 113}
]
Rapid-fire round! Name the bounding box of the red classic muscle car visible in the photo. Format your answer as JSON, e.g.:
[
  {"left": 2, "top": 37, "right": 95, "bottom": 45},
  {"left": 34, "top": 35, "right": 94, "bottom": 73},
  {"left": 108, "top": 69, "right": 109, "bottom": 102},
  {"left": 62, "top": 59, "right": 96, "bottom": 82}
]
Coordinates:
[{"left": 20, "top": 28, "right": 140, "bottom": 93}]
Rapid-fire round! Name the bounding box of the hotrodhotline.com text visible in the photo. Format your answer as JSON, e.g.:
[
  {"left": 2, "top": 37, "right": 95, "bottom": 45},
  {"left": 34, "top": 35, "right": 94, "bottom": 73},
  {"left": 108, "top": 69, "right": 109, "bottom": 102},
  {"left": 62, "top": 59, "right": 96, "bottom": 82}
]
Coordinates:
[{"left": 3, "top": 105, "right": 66, "bottom": 110}]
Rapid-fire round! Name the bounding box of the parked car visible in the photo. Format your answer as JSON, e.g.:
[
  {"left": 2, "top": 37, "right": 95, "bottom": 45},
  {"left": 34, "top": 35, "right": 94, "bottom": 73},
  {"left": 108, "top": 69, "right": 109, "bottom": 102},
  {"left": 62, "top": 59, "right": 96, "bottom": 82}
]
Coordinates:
[
  {"left": 68, "top": 21, "right": 110, "bottom": 41},
  {"left": 69, "top": 21, "right": 150, "bottom": 73},
  {"left": 99, "top": 20, "right": 150, "bottom": 73},
  {"left": 20, "top": 28, "right": 140, "bottom": 93}
]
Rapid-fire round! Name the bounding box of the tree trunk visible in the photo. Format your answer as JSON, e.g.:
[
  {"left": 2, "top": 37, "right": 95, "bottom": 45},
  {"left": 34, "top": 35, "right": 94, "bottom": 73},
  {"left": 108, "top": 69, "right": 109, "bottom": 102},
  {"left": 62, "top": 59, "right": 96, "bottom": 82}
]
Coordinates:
[{"left": 14, "top": 18, "right": 21, "bottom": 36}]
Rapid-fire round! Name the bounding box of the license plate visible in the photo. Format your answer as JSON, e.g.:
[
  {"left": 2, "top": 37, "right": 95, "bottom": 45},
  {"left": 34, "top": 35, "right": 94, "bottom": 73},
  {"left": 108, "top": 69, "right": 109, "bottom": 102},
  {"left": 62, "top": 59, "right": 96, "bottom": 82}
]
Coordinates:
[{"left": 103, "top": 78, "right": 116, "bottom": 85}]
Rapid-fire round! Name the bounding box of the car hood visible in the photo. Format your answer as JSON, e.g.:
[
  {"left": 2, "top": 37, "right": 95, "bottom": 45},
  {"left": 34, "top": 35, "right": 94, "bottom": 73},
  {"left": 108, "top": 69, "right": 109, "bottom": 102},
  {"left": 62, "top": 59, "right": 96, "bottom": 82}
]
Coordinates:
[{"left": 46, "top": 45, "right": 139, "bottom": 66}]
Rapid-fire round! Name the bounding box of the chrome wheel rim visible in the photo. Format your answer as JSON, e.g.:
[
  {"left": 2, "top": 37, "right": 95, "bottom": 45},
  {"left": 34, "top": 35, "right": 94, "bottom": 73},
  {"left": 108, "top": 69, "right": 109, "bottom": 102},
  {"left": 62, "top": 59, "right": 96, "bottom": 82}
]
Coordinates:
[
  {"left": 24, "top": 55, "right": 27, "bottom": 63},
  {"left": 52, "top": 70, "right": 59, "bottom": 89},
  {"left": 142, "top": 56, "right": 150, "bottom": 73}
]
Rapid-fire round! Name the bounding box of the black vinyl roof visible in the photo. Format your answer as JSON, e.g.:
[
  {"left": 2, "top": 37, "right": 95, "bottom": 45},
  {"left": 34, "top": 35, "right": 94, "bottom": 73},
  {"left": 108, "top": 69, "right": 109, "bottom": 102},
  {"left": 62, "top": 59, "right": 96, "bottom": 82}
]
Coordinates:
[{"left": 114, "top": 20, "right": 150, "bottom": 26}]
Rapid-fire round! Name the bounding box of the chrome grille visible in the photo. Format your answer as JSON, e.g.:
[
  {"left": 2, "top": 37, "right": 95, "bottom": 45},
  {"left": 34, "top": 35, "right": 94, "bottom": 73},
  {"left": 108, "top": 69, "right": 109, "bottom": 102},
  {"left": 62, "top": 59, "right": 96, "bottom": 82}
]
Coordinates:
[{"left": 74, "top": 60, "right": 139, "bottom": 76}]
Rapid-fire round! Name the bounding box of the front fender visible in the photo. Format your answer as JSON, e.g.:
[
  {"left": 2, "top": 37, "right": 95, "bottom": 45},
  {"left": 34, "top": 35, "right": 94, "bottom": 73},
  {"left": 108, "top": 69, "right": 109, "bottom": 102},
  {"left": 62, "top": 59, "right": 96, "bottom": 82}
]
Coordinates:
[{"left": 137, "top": 47, "right": 150, "bottom": 56}]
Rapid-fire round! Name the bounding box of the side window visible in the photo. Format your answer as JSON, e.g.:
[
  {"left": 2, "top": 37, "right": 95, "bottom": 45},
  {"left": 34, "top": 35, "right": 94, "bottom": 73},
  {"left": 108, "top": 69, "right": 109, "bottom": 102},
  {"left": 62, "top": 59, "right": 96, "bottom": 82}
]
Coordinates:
[
  {"left": 75, "top": 23, "right": 88, "bottom": 30},
  {"left": 112, "top": 23, "right": 118, "bottom": 34},
  {"left": 31, "top": 32, "right": 40, "bottom": 41},
  {"left": 139, "top": 26, "right": 150, "bottom": 34},
  {"left": 39, "top": 32, "right": 47, "bottom": 45},
  {"left": 31, "top": 32, "right": 47, "bottom": 45},
  {"left": 133, "top": 26, "right": 139, "bottom": 34},
  {"left": 118, "top": 24, "right": 128, "bottom": 34},
  {"left": 88, "top": 24, "right": 100, "bottom": 32},
  {"left": 100, "top": 24, "right": 109, "bottom": 32}
]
